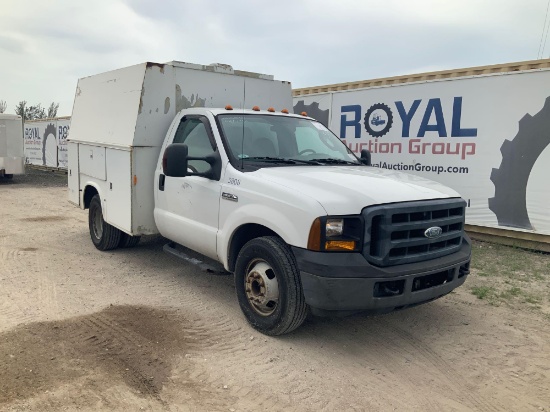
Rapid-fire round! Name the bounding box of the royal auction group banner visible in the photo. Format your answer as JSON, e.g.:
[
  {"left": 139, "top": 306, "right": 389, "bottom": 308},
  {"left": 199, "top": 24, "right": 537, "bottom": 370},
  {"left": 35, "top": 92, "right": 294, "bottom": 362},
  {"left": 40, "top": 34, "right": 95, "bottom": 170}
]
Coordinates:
[
  {"left": 24, "top": 118, "right": 70, "bottom": 168},
  {"left": 294, "top": 69, "right": 550, "bottom": 235}
]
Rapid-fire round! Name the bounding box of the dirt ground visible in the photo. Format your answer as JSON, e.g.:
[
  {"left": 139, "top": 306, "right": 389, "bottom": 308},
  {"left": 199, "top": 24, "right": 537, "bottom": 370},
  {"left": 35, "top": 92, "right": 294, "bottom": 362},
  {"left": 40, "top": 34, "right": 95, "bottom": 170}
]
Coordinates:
[{"left": 1, "top": 169, "right": 550, "bottom": 412}]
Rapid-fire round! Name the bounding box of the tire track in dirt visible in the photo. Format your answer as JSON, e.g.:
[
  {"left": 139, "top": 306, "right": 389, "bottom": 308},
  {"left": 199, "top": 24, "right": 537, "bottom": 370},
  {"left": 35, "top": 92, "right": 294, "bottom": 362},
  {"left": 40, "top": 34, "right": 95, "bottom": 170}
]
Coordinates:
[
  {"left": 386, "top": 321, "right": 504, "bottom": 412},
  {"left": 0, "top": 246, "right": 62, "bottom": 326},
  {"left": 161, "top": 274, "right": 406, "bottom": 411},
  {"left": 0, "top": 247, "right": 46, "bottom": 329},
  {"left": 182, "top": 312, "right": 366, "bottom": 410},
  {"left": 270, "top": 316, "right": 460, "bottom": 411},
  {"left": 161, "top": 285, "right": 300, "bottom": 411},
  {"left": 0, "top": 305, "right": 222, "bottom": 409},
  {"left": 74, "top": 307, "right": 237, "bottom": 411},
  {"left": 0, "top": 248, "right": 38, "bottom": 270},
  {"left": 305, "top": 313, "right": 506, "bottom": 412},
  {"left": 294, "top": 318, "right": 441, "bottom": 411}
]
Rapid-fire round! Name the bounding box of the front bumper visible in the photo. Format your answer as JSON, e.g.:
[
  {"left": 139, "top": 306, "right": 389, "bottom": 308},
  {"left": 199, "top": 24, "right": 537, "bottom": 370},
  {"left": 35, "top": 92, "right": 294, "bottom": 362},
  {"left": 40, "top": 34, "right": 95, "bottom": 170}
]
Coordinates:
[{"left": 292, "top": 237, "right": 471, "bottom": 313}]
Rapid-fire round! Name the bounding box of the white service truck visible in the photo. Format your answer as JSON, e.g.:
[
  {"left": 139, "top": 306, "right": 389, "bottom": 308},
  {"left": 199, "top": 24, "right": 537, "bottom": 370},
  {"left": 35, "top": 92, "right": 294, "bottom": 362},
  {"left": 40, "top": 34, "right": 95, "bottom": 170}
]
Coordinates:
[
  {"left": 68, "top": 61, "right": 471, "bottom": 335},
  {"left": 0, "top": 114, "right": 25, "bottom": 179}
]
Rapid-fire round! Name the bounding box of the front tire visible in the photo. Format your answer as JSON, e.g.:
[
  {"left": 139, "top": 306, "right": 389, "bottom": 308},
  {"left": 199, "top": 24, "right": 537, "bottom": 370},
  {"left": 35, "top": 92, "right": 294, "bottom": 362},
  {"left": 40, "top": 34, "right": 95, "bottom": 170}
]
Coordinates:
[
  {"left": 234, "top": 236, "right": 307, "bottom": 335},
  {"left": 89, "top": 194, "right": 121, "bottom": 251}
]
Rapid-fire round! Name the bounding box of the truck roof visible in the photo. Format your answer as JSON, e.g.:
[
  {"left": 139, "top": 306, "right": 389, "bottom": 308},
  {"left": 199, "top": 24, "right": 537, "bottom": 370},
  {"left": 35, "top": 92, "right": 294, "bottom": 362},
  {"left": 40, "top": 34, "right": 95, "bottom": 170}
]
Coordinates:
[
  {"left": 79, "top": 61, "right": 281, "bottom": 82},
  {"left": 200, "top": 108, "right": 313, "bottom": 120}
]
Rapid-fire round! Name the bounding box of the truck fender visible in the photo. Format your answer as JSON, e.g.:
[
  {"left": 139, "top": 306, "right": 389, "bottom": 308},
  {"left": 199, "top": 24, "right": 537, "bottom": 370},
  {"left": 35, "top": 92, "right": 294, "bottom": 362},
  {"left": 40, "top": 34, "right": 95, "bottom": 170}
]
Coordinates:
[{"left": 81, "top": 182, "right": 102, "bottom": 211}]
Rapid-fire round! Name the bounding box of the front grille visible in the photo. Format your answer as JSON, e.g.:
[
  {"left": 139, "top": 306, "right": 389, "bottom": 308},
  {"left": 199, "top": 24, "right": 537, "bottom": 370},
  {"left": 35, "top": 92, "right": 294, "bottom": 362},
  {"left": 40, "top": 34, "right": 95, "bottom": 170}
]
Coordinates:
[{"left": 362, "top": 199, "right": 466, "bottom": 267}]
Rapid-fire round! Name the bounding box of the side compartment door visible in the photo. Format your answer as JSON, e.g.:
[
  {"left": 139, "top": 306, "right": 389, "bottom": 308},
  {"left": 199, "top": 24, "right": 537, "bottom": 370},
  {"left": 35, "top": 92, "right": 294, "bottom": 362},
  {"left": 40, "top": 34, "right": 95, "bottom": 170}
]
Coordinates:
[
  {"left": 154, "top": 116, "right": 221, "bottom": 260},
  {"left": 67, "top": 142, "right": 80, "bottom": 205}
]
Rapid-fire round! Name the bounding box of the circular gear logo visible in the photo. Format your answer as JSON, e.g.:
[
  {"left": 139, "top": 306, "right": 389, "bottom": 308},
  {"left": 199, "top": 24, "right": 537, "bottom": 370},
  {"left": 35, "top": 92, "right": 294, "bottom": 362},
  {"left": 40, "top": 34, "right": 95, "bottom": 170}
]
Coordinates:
[{"left": 364, "top": 103, "right": 393, "bottom": 137}]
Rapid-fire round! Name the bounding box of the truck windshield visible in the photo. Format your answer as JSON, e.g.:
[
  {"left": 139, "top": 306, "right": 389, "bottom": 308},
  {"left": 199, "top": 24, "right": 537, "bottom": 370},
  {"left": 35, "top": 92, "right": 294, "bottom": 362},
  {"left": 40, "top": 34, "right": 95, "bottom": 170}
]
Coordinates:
[{"left": 217, "top": 114, "right": 360, "bottom": 166}]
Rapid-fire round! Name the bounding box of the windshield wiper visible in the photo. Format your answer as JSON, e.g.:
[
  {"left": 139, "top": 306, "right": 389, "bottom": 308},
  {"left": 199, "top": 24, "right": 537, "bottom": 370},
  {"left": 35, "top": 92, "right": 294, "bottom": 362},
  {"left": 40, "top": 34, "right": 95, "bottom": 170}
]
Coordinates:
[
  {"left": 244, "top": 157, "right": 297, "bottom": 164},
  {"left": 287, "top": 159, "right": 323, "bottom": 165},
  {"left": 311, "top": 158, "right": 361, "bottom": 165},
  {"left": 244, "top": 157, "right": 321, "bottom": 165}
]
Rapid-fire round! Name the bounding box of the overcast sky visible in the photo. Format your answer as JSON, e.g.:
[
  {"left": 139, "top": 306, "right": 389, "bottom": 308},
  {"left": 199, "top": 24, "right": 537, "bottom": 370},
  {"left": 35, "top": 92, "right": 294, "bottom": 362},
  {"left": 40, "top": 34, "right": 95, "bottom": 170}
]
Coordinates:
[{"left": 1, "top": 0, "right": 549, "bottom": 116}]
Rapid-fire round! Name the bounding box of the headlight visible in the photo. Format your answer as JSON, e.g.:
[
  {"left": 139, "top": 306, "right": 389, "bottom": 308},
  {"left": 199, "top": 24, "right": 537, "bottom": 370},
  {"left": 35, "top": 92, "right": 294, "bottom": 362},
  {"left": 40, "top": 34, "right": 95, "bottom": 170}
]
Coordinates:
[
  {"left": 326, "top": 219, "right": 344, "bottom": 237},
  {"left": 307, "top": 216, "right": 363, "bottom": 252}
]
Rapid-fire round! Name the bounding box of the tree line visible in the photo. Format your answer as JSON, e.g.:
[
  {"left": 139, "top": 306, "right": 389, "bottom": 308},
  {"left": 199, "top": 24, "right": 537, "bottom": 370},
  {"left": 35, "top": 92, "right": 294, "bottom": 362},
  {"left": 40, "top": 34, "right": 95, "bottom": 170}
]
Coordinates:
[{"left": 0, "top": 100, "right": 60, "bottom": 120}]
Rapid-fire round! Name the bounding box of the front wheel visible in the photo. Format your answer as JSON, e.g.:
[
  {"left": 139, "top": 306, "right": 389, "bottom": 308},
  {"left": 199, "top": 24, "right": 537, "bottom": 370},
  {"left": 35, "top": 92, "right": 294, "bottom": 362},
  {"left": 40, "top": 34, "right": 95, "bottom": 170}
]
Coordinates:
[
  {"left": 89, "top": 194, "right": 122, "bottom": 251},
  {"left": 234, "top": 236, "right": 307, "bottom": 335}
]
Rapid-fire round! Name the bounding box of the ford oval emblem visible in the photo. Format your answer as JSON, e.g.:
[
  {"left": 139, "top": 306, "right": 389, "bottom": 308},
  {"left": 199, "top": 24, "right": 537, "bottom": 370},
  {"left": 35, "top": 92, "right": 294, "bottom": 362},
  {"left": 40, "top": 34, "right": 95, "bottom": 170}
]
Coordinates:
[{"left": 424, "top": 226, "right": 443, "bottom": 239}]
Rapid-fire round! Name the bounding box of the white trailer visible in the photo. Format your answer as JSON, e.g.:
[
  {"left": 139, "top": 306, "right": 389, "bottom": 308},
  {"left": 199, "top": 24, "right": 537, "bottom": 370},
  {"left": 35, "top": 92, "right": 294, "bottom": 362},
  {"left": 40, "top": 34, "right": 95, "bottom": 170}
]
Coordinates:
[
  {"left": 68, "top": 61, "right": 292, "bottom": 237},
  {"left": 0, "top": 114, "right": 25, "bottom": 178},
  {"left": 24, "top": 117, "right": 71, "bottom": 169},
  {"left": 293, "top": 59, "right": 550, "bottom": 243}
]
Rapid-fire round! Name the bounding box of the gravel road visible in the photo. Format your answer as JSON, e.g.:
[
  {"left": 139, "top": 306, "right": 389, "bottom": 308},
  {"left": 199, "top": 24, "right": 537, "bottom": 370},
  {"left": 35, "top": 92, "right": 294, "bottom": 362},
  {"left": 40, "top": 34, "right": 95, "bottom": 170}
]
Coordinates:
[{"left": 1, "top": 170, "right": 549, "bottom": 411}]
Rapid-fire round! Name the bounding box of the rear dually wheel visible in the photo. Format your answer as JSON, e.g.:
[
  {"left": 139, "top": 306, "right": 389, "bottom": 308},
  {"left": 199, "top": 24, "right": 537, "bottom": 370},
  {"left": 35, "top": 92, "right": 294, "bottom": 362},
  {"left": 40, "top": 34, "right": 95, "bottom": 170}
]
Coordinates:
[{"left": 88, "top": 194, "right": 122, "bottom": 251}]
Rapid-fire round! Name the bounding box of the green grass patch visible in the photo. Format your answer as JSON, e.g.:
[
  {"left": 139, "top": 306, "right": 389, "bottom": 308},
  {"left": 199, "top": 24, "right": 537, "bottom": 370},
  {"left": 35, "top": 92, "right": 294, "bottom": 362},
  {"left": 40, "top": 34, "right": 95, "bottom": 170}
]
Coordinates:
[
  {"left": 468, "top": 240, "right": 550, "bottom": 317},
  {"left": 524, "top": 295, "right": 541, "bottom": 305},
  {"left": 499, "top": 287, "right": 522, "bottom": 300},
  {"left": 471, "top": 286, "right": 494, "bottom": 300}
]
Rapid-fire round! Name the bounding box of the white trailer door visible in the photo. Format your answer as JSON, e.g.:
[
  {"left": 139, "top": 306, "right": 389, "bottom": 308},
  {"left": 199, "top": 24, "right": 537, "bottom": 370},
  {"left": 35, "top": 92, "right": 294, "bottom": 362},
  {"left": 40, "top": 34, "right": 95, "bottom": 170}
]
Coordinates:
[
  {"left": 67, "top": 142, "right": 80, "bottom": 205},
  {"left": 154, "top": 115, "right": 221, "bottom": 260}
]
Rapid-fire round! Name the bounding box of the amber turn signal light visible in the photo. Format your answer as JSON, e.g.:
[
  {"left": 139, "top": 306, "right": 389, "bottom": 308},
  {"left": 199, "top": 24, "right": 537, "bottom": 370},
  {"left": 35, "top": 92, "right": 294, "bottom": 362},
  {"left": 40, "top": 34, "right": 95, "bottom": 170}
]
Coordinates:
[
  {"left": 307, "top": 218, "right": 322, "bottom": 251},
  {"left": 325, "top": 240, "right": 356, "bottom": 251}
]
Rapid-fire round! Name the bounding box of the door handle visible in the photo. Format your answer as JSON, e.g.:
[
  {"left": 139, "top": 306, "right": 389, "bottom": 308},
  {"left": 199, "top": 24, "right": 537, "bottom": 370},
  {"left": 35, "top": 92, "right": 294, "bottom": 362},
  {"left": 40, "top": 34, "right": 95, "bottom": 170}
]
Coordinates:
[{"left": 159, "top": 174, "right": 165, "bottom": 191}]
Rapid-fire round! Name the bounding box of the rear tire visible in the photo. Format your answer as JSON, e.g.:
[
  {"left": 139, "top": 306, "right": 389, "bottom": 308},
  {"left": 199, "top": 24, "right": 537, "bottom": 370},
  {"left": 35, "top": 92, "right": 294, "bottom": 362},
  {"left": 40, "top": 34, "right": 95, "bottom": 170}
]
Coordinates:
[
  {"left": 89, "top": 194, "right": 121, "bottom": 251},
  {"left": 119, "top": 233, "right": 141, "bottom": 248},
  {"left": 234, "top": 236, "right": 307, "bottom": 335}
]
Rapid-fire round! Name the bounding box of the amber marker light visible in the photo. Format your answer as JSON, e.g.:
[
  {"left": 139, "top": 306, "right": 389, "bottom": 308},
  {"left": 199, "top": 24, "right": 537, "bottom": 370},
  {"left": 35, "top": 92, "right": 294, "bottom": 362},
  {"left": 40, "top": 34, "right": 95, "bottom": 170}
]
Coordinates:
[
  {"left": 281, "top": 108, "right": 289, "bottom": 114},
  {"left": 267, "top": 107, "right": 275, "bottom": 112},
  {"left": 252, "top": 106, "right": 260, "bottom": 111},
  {"left": 133, "top": 175, "right": 138, "bottom": 185},
  {"left": 325, "top": 240, "right": 356, "bottom": 251},
  {"left": 307, "top": 218, "right": 322, "bottom": 251},
  {"left": 225, "top": 105, "right": 233, "bottom": 110},
  {"left": 300, "top": 111, "right": 308, "bottom": 116}
]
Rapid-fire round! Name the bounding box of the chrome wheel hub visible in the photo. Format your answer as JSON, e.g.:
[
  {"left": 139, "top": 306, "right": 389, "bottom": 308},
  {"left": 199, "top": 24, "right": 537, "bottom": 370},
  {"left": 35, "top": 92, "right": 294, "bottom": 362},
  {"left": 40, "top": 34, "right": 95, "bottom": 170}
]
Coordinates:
[
  {"left": 92, "top": 207, "right": 103, "bottom": 239},
  {"left": 245, "top": 260, "right": 279, "bottom": 316}
]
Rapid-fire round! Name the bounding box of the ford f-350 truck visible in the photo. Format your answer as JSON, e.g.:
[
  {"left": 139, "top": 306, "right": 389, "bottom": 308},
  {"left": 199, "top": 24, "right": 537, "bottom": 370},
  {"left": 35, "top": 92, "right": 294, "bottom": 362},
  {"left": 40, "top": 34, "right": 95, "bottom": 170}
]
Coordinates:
[{"left": 68, "top": 61, "right": 471, "bottom": 335}]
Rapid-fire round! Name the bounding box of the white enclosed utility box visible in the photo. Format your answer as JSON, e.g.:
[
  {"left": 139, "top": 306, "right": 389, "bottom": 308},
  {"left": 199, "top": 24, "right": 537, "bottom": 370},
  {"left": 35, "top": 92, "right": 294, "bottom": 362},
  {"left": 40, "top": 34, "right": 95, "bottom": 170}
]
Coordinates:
[
  {"left": 68, "top": 61, "right": 292, "bottom": 235},
  {"left": 0, "top": 114, "right": 25, "bottom": 178}
]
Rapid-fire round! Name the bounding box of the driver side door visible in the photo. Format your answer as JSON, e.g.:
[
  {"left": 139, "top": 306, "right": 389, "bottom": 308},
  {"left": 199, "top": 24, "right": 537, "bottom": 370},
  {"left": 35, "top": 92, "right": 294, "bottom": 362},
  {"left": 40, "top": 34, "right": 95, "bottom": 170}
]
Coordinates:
[{"left": 155, "top": 115, "right": 221, "bottom": 260}]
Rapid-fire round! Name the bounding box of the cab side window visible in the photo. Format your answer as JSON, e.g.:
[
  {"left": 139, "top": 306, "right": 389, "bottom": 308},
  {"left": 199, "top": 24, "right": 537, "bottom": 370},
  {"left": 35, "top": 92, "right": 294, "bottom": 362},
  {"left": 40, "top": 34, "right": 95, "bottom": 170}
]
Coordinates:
[{"left": 173, "top": 117, "right": 216, "bottom": 173}]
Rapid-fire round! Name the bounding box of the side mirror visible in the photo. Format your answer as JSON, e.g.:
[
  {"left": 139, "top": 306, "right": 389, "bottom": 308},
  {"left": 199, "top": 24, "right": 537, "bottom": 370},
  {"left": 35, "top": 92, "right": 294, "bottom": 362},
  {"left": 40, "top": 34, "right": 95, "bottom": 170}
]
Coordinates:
[
  {"left": 162, "top": 143, "right": 222, "bottom": 180},
  {"left": 360, "top": 149, "right": 371, "bottom": 166},
  {"left": 163, "top": 143, "right": 189, "bottom": 177}
]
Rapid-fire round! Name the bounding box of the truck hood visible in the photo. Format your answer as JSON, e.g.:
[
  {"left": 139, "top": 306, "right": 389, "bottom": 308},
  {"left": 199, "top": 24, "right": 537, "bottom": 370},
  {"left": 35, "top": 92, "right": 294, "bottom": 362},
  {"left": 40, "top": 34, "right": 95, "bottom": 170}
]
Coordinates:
[{"left": 253, "top": 166, "right": 461, "bottom": 215}]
